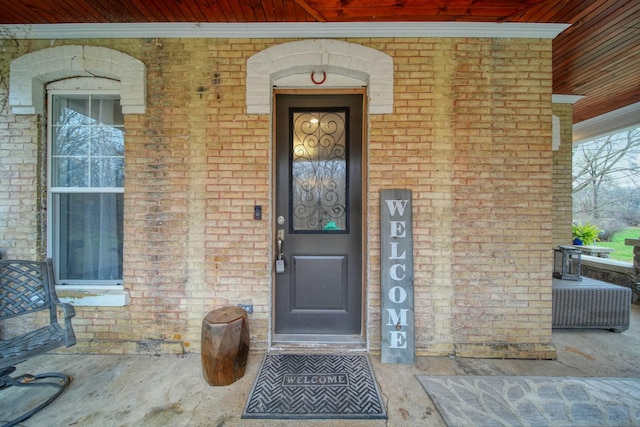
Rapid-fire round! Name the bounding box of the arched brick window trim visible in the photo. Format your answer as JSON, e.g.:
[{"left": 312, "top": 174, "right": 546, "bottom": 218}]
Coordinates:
[
  {"left": 9, "top": 45, "right": 146, "bottom": 115},
  {"left": 246, "top": 39, "right": 393, "bottom": 115}
]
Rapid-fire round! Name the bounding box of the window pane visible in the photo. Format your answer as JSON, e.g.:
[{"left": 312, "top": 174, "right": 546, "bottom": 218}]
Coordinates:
[
  {"left": 91, "top": 158, "right": 124, "bottom": 187},
  {"left": 51, "top": 95, "right": 124, "bottom": 189},
  {"left": 90, "top": 127, "right": 125, "bottom": 157},
  {"left": 54, "top": 193, "right": 124, "bottom": 281},
  {"left": 52, "top": 157, "right": 89, "bottom": 187},
  {"left": 52, "top": 96, "right": 90, "bottom": 127},
  {"left": 291, "top": 111, "right": 347, "bottom": 232},
  {"left": 52, "top": 119, "right": 89, "bottom": 157},
  {"left": 91, "top": 97, "right": 124, "bottom": 126}
]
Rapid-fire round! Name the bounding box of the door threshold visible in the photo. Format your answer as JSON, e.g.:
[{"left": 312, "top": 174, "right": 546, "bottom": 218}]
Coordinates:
[{"left": 271, "top": 334, "right": 367, "bottom": 353}]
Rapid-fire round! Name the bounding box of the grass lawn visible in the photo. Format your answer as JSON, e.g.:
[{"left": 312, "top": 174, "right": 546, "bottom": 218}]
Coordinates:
[{"left": 595, "top": 227, "right": 640, "bottom": 263}]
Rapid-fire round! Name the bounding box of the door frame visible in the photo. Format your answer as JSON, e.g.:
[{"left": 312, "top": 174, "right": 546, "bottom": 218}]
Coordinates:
[{"left": 270, "top": 88, "right": 368, "bottom": 349}]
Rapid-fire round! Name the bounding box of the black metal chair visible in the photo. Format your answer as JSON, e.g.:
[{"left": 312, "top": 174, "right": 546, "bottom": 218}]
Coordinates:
[{"left": 0, "top": 259, "right": 76, "bottom": 427}]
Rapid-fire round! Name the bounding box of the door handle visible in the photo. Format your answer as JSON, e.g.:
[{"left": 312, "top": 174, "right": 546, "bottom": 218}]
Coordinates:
[
  {"left": 276, "top": 229, "right": 285, "bottom": 273},
  {"left": 277, "top": 228, "right": 285, "bottom": 258}
]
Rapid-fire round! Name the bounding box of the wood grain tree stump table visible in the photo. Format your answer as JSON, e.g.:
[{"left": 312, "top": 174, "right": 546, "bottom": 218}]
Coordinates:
[{"left": 201, "top": 306, "right": 250, "bottom": 386}]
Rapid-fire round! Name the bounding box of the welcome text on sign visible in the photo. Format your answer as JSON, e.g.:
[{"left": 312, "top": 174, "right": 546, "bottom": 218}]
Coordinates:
[{"left": 380, "top": 189, "right": 414, "bottom": 364}]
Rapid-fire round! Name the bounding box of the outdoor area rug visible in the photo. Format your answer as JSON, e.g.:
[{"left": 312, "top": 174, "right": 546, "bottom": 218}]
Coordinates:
[
  {"left": 418, "top": 376, "right": 640, "bottom": 427},
  {"left": 242, "top": 354, "right": 387, "bottom": 419}
]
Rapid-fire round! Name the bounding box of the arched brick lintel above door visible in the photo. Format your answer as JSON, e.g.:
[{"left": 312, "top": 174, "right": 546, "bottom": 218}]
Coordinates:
[{"left": 246, "top": 39, "right": 393, "bottom": 115}]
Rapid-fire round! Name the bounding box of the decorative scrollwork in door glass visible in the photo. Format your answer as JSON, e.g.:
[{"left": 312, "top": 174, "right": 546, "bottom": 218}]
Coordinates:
[{"left": 291, "top": 111, "right": 347, "bottom": 232}]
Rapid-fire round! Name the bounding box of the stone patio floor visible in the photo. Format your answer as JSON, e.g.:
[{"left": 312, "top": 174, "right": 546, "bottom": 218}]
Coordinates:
[{"left": 2, "top": 302, "right": 640, "bottom": 426}]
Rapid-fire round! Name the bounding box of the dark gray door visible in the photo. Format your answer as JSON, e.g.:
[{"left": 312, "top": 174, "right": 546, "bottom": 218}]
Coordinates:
[{"left": 274, "top": 93, "right": 363, "bottom": 336}]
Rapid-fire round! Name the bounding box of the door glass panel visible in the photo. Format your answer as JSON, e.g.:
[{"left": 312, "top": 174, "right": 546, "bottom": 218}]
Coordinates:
[{"left": 291, "top": 111, "right": 348, "bottom": 232}]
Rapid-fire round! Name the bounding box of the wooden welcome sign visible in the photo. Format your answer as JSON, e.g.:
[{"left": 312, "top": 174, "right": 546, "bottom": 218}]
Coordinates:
[{"left": 380, "top": 189, "right": 415, "bottom": 364}]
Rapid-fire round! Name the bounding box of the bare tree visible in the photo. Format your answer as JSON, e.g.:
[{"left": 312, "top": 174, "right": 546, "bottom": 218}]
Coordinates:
[{"left": 573, "top": 127, "right": 640, "bottom": 223}]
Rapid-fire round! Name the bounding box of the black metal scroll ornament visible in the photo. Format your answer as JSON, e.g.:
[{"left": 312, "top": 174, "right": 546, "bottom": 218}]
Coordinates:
[{"left": 311, "top": 71, "right": 326, "bottom": 85}]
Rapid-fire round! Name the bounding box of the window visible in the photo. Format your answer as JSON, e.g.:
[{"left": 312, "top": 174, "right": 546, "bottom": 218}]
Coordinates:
[
  {"left": 48, "top": 92, "right": 124, "bottom": 285},
  {"left": 290, "top": 110, "right": 348, "bottom": 232}
]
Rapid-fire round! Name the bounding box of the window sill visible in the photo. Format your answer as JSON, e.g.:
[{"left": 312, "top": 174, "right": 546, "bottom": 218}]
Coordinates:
[{"left": 56, "top": 285, "right": 130, "bottom": 307}]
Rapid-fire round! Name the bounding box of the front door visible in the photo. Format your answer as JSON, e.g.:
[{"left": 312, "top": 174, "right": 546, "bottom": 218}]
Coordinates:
[{"left": 274, "top": 92, "right": 363, "bottom": 339}]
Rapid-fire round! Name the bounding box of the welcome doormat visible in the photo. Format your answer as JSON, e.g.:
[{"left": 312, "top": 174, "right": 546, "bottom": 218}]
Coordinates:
[
  {"left": 242, "top": 354, "right": 387, "bottom": 420},
  {"left": 418, "top": 376, "right": 640, "bottom": 427}
]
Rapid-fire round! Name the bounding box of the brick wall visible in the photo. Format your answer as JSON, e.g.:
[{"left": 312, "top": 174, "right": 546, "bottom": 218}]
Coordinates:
[
  {"left": 367, "top": 38, "right": 555, "bottom": 358},
  {"left": 552, "top": 103, "right": 574, "bottom": 248},
  {"left": 0, "top": 112, "right": 45, "bottom": 260},
  {"left": 0, "top": 36, "right": 557, "bottom": 358}
]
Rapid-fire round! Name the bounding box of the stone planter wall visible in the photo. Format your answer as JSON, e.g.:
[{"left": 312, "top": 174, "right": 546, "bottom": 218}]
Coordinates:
[{"left": 579, "top": 256, "right": 637, "bottom": 303}]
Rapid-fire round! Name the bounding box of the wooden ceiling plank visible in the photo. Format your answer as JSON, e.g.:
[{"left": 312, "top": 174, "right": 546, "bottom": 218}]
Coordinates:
[
  {"left": 0, "top": 11, "right": 20, "bottom": 25},
  {"left": 580, "top": 97, "right": 633, "bottom": 115},
  {"left": 235, "top": 0, "right": 259, "bottom": 22},
  {"left": 65, "top": 2, "right": 104, "bottom": 23},
  {"left": 553, "top": 5, "right": 640, "bottom": 73},
  {"left": 73, "top": 0, "right": 116, "bottom": 23},
  {"left": 309, "top": 11, "right": 494, "bottom": 22},
  {"left": 582, "top": 83, "right": 640, "bottom": 104},
  {"left": 96, "top": 0, "right": 157, "bottom": 23},
  {"left": 283, "top": 0, "right": 302, "bottom": 21},
  {"left": 551, "top": 0, "right": 605, "bottom": 23},
  {"left": 294, "top": 0, "right": 327, "bottom": 22},
  {"left": 574, "top": 86, "right": 640, "bottom": 121},
  {"left": 266, "top": 0, "right": 287, "bottom": 22},
  {"left": 57, "top": 0, "right": 106, "bottom": 23},
  {"left": 127, "top": 0, "right": 171, "bottom": 22},
  {"left": 552, "top": 2, "right": 639, "bottom": 69},
  {"left": 554, "top": 12, "right": 640, "bottom": 69},
  {"left": 28, "top": 0, "right": 94, "bottom": 23},
  {"left": 176, "top": 0, "right": 208, "bottom": 22},
  {"left": 194, "top": 0, "right": 231, "bottom": 22},
  {"left": 308, "top": 3, "right": 530, "bottom": 21},
  {"left": 216, "top": 0, "right": 244, "bottom": 23},
  {"left": 499, "top": 0, "right": 563, "bottom": 22},
  {"left": 0, "top": 0, "right": 57, "bottom": 24},
  {"left": 555, "top": 56, "right": 640, "bottom": 95},
  {"left": 555, "top": 30, "right": 639, "bottom": 86},
  {"left": 522, "top": 0, "right": 601, "bottom": 24},
  {"left": 553, "top": 0, "right": 637, "bottom": 52},
  {"left": 569, "top": 65, "right": 640, "bottom": 98},
  {"left": 123, "top": 0, "right": 179, "bottom": 21},
  {"left": 148, "top": 0, "right": 191, "bottom": 21},
  {"left": 258, "top": 0, "right": 275, "bottom": 21},
  {"left": 578, "top": 93, "right": 640, "bottom": 115},
  {"left": 318, "top": 7, "right": 511, "bottom": 21},
  {"left": 572, "top": 60, "right": 640, "bottom": 94},
  {"left": 230, "top": 0, "right": 256, "bottom": 21},
  {"left": 169, "top": 0, "right": 196, "bottom": 21},
  {"left": 309, "top": 0, "right": 537, "bottom": 7},
  {"left": 249, "top": 0, "right": 269, "bottom": 22},
  {"left": 571, "top": 75, "right": 640, "bottom": 100}
]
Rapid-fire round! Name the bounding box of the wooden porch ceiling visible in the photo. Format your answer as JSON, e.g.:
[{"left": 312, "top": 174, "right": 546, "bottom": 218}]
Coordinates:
[{"left": 1, "top": 0, "right": 638, "bottom": 126}]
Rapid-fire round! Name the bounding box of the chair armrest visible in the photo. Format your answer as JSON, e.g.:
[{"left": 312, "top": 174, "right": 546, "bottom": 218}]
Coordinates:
[
  {"left": 55, "top": 302, "right": 76, "bottom": 347},
  {"left": 57, "top": 301, "right": 76, "bottom": 320},
  {"left": 45, "top": 259, "right": 77, "bottom": 347}
]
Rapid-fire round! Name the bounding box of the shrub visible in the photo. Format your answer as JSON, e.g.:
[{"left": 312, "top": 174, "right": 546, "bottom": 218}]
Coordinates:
[{"left": 597, "top": 218, "right": 628, "bottom": 242}]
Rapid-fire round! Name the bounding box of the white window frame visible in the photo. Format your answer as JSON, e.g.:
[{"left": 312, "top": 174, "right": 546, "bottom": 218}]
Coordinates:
[{"left": 46, "top": 78, "right": 129, "bottom": 305}]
